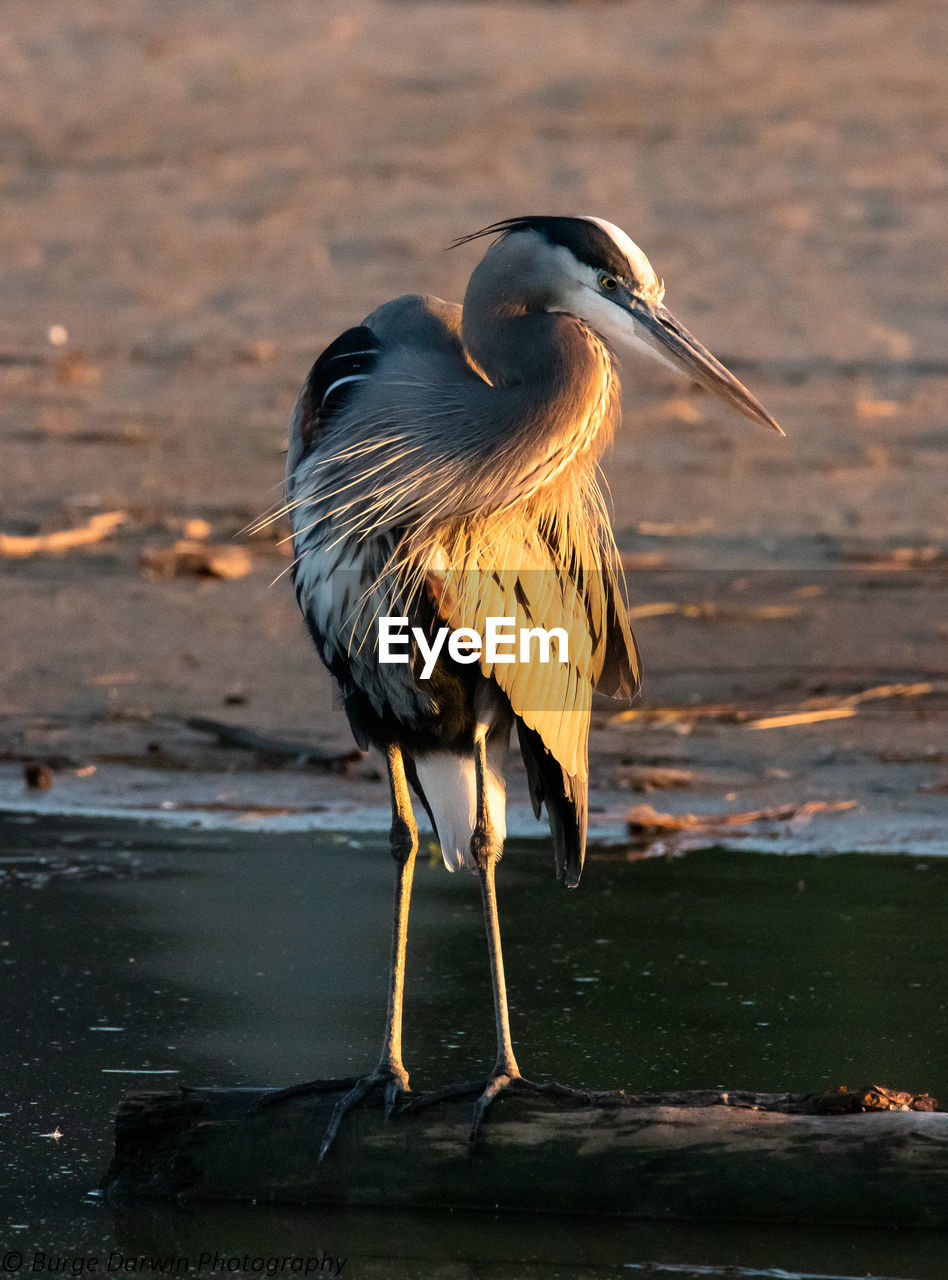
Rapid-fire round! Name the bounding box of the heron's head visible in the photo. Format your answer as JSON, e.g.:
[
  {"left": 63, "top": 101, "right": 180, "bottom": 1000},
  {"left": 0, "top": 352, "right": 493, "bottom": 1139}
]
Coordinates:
[{"left": 457, "top": 215, "right": 782, "bottom": 434}]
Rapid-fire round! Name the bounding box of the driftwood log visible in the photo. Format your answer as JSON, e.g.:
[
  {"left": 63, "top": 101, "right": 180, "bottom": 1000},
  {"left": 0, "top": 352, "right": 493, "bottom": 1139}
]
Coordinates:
[{"left": 100, "top": 1080, "right": 946, "bottom": 1227}]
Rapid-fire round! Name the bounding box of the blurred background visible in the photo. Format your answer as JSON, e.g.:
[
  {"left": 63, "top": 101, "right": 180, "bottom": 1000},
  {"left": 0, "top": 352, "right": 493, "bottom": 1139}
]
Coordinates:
[{"left": 0, "top": 0, "right": 945, "bottom": 807}]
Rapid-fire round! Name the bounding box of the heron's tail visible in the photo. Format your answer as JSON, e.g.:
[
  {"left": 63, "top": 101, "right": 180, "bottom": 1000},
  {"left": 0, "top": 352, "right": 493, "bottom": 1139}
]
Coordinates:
[
  {"left": 413, "top": 750, "right": 507, "bottom": 872},
  {"left": 517, "top": 721, "right": 587, "bottom": 887}
]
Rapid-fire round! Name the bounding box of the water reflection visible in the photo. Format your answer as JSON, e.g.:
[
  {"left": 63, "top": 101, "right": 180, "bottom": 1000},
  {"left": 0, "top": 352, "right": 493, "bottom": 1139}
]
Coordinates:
[{"left": 1, "top": 814, "right": 945, "bottom": 1277}]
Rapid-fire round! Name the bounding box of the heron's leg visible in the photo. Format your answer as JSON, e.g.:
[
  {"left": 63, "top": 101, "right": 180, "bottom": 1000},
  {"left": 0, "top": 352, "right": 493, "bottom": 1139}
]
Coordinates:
[
  {"left": 470, "top": 726, "right": 503, "bottom": 868},
  {"left": 478, "top": 855, "right": 521, "bottom": 1082},
  {"left": 378, "top": 741, "right": 418, "bottom": 1088},
  {"left": 468, "top": 729, "right": 524, "bottom": 1148},
  {"left": 471, "top": 728, "right": 517, "bottom": 1076},
  {"left": 317, "top": 744, "right": 417, "bottom": 1160}
]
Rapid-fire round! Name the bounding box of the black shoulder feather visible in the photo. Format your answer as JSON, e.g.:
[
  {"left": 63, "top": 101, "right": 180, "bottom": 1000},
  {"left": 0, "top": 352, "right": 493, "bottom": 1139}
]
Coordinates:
[{"left": 292, "top": 325, "right": 381, "bottom": 457}]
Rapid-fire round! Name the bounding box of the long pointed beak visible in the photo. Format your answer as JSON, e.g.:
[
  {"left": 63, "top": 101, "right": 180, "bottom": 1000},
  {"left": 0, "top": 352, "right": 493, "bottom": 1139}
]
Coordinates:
[{"left": 631, "top": 300, "right": 783, "bottom": 434}]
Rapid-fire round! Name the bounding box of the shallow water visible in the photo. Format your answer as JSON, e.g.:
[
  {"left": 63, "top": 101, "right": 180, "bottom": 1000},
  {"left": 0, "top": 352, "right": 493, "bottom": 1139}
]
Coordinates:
[{"left": 1, "top": 814, "right": 946, "bottom": 1278}]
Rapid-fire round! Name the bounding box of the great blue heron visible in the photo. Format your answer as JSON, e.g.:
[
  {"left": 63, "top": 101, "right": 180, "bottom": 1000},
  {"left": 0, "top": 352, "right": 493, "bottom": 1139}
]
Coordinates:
[{"left": 280, "top": 215, "right": 780, "bottom": 1154}]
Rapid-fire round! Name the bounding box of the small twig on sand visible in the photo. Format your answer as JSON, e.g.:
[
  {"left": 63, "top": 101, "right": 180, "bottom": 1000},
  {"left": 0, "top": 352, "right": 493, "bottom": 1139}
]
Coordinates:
[
  {"left": 138, "top": 540, "right": 252, "bottom": 579},
  {"left": 0, "top": 511, "right": 126, "bottom": 557},
  {"left": 183, "top": 716, "right": 362, "bottom": 768},
  {"left": 611, "top": 680, "right": 948, "bottom": 729},
  {"left": 626, "top": 799, "right": 857, "bottom": 837}
]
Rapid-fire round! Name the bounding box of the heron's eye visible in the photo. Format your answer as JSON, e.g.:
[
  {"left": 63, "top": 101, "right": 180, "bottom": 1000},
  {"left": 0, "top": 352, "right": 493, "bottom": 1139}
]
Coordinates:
[{"left": 599, "top": 275, "right": 619, "bottom": 293}]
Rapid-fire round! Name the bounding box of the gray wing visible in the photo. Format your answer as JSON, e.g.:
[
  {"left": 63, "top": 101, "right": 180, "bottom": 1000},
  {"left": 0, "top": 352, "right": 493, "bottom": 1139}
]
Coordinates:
[
  {"left": 286, "top": 294, "right": 465, "bottom": 493},
  {"left": 363, "top": 293, "right": 465, "bottom": 351},
  {"left": 286, "top": 296, "right": 470, "bottom": 746}
]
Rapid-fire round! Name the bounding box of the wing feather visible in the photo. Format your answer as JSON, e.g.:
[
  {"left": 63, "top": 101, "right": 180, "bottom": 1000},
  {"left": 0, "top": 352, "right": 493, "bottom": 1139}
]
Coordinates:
[
  {"left": 427, "top": 512, "right": 638, "bottom": 780},
  {"left": 285, "top": 326, "right": 381, "bottom": 486}
]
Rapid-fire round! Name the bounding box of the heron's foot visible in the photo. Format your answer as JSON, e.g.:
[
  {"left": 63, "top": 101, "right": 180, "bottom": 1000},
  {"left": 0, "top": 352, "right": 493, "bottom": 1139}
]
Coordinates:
[
  {"left": 468, "top": 1070, "right": 518, "bottom": 1153},
  {"left": 469, "top": 1073, "right": 596, "bottom": 1153},
  {"left": 257, "top": 1067, "right": 409, "bottom": 1159},
  {"left": 404, "top": 1071, "right": 591, "bottom": 1153},
  {"left": 318, "top": 1066, "right": 410, "bottom": 1161}
]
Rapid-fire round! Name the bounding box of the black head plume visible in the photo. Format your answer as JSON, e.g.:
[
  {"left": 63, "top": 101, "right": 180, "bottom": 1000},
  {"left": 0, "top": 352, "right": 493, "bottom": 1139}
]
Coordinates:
[{"left": 451, "top": 216, "right": 636, "bottom": 282}]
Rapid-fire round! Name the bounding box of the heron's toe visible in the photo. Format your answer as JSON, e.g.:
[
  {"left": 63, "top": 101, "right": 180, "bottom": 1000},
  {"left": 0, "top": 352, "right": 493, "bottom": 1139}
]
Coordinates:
[
  {"left": 317, "top": 1067, "right": 411, "bottom": 1161},
  {"left": 468, "top": 1073, "right": 595, "bottom": 1154}
]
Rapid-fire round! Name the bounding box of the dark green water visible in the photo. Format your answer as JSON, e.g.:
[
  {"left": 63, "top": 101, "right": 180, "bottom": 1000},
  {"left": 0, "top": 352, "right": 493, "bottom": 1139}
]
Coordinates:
[{"left": 0, "top": 814, "right": 945, "bottom": 1278}]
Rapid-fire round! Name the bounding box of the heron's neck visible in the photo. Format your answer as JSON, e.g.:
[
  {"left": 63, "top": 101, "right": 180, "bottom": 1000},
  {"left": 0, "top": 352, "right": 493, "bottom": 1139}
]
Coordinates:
[
  {"left": 460, "top": 304, "right": 619, "bottom": 497},
  {"left": 463, "top": 303, "right": 594, "bottom": 390}
]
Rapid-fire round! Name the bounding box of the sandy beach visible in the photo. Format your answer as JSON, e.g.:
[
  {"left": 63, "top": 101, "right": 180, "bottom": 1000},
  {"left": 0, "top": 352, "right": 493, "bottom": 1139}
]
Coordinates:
[{"left": 1, "top": 0, "right": 945, "bottom": 850}]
